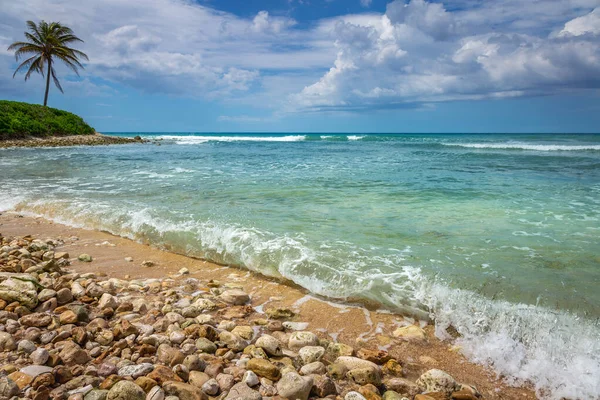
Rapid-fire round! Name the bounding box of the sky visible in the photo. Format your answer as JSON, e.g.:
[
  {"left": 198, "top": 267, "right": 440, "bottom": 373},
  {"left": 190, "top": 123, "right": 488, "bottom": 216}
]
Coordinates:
[{"left": 1, "top": 0, "right": 600, "bottom": 133}]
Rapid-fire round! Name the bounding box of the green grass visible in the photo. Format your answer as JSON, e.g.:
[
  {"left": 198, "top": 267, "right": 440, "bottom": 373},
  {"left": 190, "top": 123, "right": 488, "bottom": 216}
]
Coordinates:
[{"left": 0, "top": 100, "right": 95, "bottom": 140}]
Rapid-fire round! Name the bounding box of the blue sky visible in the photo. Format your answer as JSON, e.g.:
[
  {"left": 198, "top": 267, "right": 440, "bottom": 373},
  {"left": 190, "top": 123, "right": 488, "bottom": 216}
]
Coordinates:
[{"left": 1, "top": 0, "right": 600, "bottom": 133}]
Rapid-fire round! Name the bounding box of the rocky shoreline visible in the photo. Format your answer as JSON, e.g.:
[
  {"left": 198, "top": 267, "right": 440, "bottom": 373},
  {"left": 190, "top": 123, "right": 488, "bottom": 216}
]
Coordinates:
[
  {"left": 0, "top": 232, "right": 488, "bottom": 400},
  {"left": 0, "top": 134, "right": 143, "bottom": 149}
]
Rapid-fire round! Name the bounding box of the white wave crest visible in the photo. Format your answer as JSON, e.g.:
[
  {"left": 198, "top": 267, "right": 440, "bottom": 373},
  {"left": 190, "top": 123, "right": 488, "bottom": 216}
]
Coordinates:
[
  {"left": 347, "top": 135, "right": 365, "bottom": 141},
  {"left": 443, "top": 142, "right": 600, "bottom": 151},
  {"left": 156, "top": 135, "right": 307, "bottom": 144}
]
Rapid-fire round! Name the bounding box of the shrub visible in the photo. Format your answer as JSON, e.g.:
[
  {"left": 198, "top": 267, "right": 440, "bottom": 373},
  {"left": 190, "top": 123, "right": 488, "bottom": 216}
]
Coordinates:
[{"left": 0, "top": 100, "right": 95, "bottom": 139}]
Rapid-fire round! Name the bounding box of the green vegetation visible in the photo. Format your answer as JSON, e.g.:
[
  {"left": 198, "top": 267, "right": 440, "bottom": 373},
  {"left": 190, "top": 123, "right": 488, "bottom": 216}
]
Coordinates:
[
  {"left": 0, "top": 100, "right": 94, "bottom": 140},
  {"left": 8, "top": 20, "right": 89, "bottom": 106}
]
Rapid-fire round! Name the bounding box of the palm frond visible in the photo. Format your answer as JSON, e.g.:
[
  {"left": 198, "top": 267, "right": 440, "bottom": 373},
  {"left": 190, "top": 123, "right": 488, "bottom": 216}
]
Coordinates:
[
  {"left": 50, "top": 66, "right": 64, "bottom": 93},
  {"left": 25, "top": 57, "right": 44, "bottom": 81},
  {"left": 12, "top": 55, "right": 39, "bottom": 78}
]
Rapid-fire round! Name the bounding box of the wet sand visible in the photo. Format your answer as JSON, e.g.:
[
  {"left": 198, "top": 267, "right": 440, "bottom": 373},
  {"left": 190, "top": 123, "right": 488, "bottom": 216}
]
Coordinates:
[{"left": 0, "top": 212, "right": 537, "bottom": 399}]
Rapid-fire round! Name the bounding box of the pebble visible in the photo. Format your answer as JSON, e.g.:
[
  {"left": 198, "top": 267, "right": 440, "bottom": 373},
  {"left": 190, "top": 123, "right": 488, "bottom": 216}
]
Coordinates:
[{"left": 0, "top": 233, "right": 487, "bottom": 400}]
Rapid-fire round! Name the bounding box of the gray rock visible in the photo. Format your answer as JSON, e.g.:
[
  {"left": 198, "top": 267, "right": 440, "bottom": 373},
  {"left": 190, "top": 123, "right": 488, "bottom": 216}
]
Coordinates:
[
  {"left": 0, "top": 331, "right": 16, "bottom": 352},
  {"left": 30, "top": 347, "right": 50, "bottom": 365},
  {"left": 276, "top": 372, "right": 313, "bottom": 400},
  {"left": 56, "top": 288, "right": 74, "bottom": 304},
  {"left": 107, "top": 381, "right": 146, "bottom": 400},
  {"left": 0, "top": 376, "right": 19, "bottom": 398},
  {"left": 146, "top": 386, "right": 165, "bottom": 400},
  {"left": 345, "top": 391, "right": 367, "bottom": 400},
  {"left": 243, "top": 371, "right": 260, "bottom": 387},
  {"left": 225, "top": 382, "right": 262, "bottom": 400},
  {"left": 18, "top": 339, "right": 36, "bottom": 354},
  {"left": 20, "top": 365, "right": 53, "bottom": 377},
  {"left": 38, "top": 288, "right": 57, "bottom": 302},
  {"left": 201, "top": 378, "right": 220, "bottom": 396},
  {"left": 118, "top": 363, "right": 154, "bottom": 378}
]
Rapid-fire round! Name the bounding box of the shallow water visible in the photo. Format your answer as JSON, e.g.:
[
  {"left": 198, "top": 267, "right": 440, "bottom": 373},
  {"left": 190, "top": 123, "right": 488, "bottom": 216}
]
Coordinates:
[{"left": 1, "top": 133, "right": 599, "bottom": 398}]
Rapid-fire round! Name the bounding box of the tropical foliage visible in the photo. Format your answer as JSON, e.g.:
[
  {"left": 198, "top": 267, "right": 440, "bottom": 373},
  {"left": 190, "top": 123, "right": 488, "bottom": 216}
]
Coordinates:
[
  {"left": 8, "top": 20, "right": 89, "bottom": 106},
  {"left": 0, "top": 100, "right": 94, "bottom": 139}
]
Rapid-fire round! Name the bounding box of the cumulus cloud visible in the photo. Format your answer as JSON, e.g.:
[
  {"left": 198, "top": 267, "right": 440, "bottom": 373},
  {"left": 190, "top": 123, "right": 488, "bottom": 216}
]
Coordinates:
[
  {"left": 0, "top": 0, "right": 326, "bottom": 98},
  {"left": 2, "top": 0, "right": 599, "bottom": 113},
  {"left": 291, "top": 0, "right": 600, "bottom": 112}
]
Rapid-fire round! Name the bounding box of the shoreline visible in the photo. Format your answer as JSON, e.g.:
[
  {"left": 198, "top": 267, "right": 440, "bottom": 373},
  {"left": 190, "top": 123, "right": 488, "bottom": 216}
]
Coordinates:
[
  {"left": 0, "top": 212, "right": 537, "bottom": 399},
  {"left": 0, "top": 133, "right": 143, "bottom": 148}
]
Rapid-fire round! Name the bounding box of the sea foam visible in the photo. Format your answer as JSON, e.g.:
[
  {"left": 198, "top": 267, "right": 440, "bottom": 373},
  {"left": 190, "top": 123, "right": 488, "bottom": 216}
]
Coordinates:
[
  {"left": 156, "top": 135, "right": 307, "bottom": 144},
  {"left": 443, "top": 142, "right": 600, "bottom": 151}
]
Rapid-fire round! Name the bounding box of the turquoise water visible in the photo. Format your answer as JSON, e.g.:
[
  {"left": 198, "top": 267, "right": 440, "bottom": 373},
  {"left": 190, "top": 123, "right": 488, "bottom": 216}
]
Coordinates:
[{"left": 1, "top": 133, "right": 599, "bottom": 398}]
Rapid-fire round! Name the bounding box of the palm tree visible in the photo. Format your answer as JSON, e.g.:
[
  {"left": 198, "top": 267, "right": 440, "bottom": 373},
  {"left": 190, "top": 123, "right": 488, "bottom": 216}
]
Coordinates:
[{"left": 8, "top": 21, "right": 89, "bottom": 106}]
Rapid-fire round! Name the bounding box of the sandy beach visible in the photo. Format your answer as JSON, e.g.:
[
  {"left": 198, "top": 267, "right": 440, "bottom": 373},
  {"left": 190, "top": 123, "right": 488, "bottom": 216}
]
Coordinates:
[{"left": 0, "top": 212, "right": 536, "bottom": 399}]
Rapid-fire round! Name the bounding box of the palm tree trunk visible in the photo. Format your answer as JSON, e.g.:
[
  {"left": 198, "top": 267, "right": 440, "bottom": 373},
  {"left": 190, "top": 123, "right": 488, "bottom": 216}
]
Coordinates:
[{"left": 43, "top": 59, "right": 51, "bottom": 107}]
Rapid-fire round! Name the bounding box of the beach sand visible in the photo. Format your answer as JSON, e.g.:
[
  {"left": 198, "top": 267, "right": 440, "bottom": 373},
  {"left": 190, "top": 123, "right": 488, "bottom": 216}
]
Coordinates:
[{"left": 0, "top": 212, "right": 536, "bottom": 399}]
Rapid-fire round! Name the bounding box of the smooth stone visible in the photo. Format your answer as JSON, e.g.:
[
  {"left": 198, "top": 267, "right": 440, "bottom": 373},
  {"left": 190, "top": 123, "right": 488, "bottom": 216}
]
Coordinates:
[
  {"left": 347, "top": 367, "right": 382, "bottom": 386},
  {"left": 219, "top": 289, "right": 249, "bottom": 305},
  {"left": 98, "top": 293, "right": 118, "bottom": 310},
  {"left": 276, "top": 372, "right": 313, "bottom": 400},
  {"left": 0, "top": 376, "right": 19, "bottom": 398},
  {"left": 30, "top": 348, "right": 50, "bottom": 365},
  {"left": 246, "top": 358, "right": 280, "bottom": 381},
  {"left": 416, "top": 369, "right": 458, "bottom": 395},
  {"left": 288, "top": 331, "right": 319, "bottom": 351},
  {"left": 163, "top": 381, "right": 208, "bottom": 400},
  {"left": 224, "top": 382, "right": 261, "bottom": 400},
  {"left": 118, "top": 363, "right": 154, "bottom": 378},
  {"left": 346, "top": 391, "right": 368, "bottom": 400},
  {"left": 20, "top": 365, "right": 53, "bottom": 377},
  {"left": 84, "top": 389, "right": 109, "bottom": 400},
  {"left": 392, "top": 325, "right": 425, "bottom": 341},
  {"left": 298, "top": 346, "right": 325, "bottom": 364},
  {"left": 255, "top": 334, "right": 283, "bottom": 357},
  {"left": 188, "top": 371, "right": 210, "bottom": 388},
  {"left": 201, "top": 378, "right": 219, "bottom": 396},
  {"left": 243, "top": 371, "right": 260, "bottom": 387},
  {"left": 107, "top": 381, "right": 145, "bottom": 400},
  {"left": 0, "top": 331, "right": 16, "bottom": 351},
  {"left": 17, "top": 339, "right": 36, "bottom": 354},
  {"left": 78, "top": 254, "right": 93, "bottom": 262},
  {"left": 146, "top": 386, "right": 165, "bottom": 400},
  {"left": 300, "top": 361, "right": 326, "bottom": 375}
]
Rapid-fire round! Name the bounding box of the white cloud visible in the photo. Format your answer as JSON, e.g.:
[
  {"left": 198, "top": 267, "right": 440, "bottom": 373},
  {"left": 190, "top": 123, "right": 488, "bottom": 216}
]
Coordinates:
[
  {"left": 2, "top": 0, "right": 599, "bottom": 113},
  {"left": 291, "top": 0, "right": 600, "bottom": 112},
  {"left": 0, "top": 0, "right": 328, "bottom": 99},
  {"left": 558, "top": 8, "right": 600, "bottom": 36},
  {"left": 361, "top": 0, "right": 373, "bottom": 7}
]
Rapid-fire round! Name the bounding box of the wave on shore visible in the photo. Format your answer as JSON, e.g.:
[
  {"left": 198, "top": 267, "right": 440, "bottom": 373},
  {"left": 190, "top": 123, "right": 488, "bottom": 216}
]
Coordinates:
[
  {"left": 1, "top": 196, "right": 599, "bottom": 399},
  {"left": 442, "top": 142, "right": 600, "bottom": 151}
]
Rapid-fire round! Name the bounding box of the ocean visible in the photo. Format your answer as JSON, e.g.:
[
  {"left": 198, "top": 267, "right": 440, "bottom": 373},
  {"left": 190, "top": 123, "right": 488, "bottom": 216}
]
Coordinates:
[{"left": 1, "top": 133, "right": 599, "bottom": 398}]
